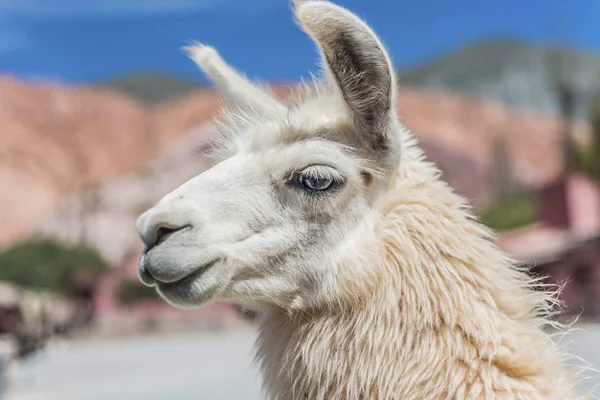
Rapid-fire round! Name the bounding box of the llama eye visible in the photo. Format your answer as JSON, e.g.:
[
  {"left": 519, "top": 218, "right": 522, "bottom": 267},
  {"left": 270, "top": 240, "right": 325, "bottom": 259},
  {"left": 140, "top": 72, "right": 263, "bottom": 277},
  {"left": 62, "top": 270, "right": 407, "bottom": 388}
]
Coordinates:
[
  {"left": 291, "top": 165, "right": 344, "bottom": 193},
  {"left": 298, "top": 174, "right": 334, "bottom": 191}
]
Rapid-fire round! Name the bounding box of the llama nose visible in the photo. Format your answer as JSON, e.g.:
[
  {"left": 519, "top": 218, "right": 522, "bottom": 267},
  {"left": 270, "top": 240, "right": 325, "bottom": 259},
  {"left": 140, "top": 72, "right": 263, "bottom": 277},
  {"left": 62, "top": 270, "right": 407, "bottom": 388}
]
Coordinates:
[
  {"left": 141, "top": 224, "right": 189, "bottom": 250},
  {"left": 137, "top": 210, "right": 191, "bottom": 251}
]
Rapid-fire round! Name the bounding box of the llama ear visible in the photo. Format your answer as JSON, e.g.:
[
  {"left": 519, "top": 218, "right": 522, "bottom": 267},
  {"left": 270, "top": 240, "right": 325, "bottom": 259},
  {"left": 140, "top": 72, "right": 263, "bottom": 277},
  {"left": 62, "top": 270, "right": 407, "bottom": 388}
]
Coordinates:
[
  {"left": 184, "top": 43, "right": 288, "bottom": 117},
  {"left": 295, "top": 1, "right": 396, "bottom": 146}
]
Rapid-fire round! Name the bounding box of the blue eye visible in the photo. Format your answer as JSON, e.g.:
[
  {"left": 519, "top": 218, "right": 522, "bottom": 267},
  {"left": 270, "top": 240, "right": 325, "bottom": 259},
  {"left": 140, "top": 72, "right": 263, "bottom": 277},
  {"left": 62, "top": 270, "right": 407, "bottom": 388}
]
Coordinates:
[
  {"left": 298, "top": 174, "right": 334, "bottom": 191},
  {"left": 291, "top": 165, "right": 344, "bottom": 193}
]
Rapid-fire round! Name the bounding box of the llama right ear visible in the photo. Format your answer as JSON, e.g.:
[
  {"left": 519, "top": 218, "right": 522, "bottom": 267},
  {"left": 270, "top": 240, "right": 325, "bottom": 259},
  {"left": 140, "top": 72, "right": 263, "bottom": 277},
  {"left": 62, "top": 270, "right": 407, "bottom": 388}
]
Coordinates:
[
  {"left": 185, "top": 43, "right": 288, "bottom": 117},
  {"left": 295, "top": 1, "right": 397, "bottom": 151}
]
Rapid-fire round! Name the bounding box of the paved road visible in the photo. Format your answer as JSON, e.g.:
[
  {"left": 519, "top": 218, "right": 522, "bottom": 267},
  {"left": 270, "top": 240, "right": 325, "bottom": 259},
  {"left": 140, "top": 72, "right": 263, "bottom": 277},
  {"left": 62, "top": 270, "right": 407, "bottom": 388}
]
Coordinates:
[
  {"left": 8, "top": 330, "right": 263, "bottom": 400},
  {"left": 6, "top": 324, "right": 600, "bottom": 400}
]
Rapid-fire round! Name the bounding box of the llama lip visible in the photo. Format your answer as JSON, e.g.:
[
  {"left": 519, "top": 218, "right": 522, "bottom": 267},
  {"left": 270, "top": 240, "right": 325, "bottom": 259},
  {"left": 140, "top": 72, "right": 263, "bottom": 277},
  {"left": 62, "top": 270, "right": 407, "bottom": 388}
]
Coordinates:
[
  {"left": 156, "top": 259, "right": 220, "bottom": 289},
  {"left": 138, "top": 249, "right": 157, "bottom": 287}
]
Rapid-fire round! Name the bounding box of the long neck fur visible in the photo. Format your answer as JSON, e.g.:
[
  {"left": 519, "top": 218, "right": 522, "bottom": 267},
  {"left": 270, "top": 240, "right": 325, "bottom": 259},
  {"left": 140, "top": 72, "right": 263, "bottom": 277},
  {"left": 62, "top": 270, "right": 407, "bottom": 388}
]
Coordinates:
[{"left": 254, "top": 133, "right": 581, "bottom": 400}]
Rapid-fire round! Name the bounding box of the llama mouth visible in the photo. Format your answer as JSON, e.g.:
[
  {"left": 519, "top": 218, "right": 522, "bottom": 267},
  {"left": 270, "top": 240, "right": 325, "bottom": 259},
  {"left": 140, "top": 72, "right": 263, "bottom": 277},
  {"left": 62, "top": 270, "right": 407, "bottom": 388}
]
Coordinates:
[{"left": 156, "top": 259, "right": 220, "bottom": 290}]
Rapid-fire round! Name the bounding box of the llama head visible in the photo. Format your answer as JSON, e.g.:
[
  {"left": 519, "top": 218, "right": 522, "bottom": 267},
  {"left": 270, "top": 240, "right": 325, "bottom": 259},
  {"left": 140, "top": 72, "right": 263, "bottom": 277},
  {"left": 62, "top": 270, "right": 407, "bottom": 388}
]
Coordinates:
[{"left": 136, "top": 1, "right": 401, "bottom": 310}]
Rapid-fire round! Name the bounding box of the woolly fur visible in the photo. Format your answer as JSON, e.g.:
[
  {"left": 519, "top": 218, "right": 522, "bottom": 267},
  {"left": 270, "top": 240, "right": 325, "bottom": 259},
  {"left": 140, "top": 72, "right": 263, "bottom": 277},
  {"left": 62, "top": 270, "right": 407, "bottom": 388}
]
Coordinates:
[{"left": 255, "top": 133, "right": 587, "bottom": 399}]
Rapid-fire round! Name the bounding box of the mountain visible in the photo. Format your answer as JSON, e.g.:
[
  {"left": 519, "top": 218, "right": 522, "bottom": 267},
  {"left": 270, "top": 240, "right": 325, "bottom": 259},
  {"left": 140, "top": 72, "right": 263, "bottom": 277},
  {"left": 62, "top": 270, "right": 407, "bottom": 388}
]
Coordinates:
[
  {"left": 398, "top": 40, "right": 600, "bottom": 118},
  {"left": 102, "top": 73, "right": 205, "bottom": 106}
]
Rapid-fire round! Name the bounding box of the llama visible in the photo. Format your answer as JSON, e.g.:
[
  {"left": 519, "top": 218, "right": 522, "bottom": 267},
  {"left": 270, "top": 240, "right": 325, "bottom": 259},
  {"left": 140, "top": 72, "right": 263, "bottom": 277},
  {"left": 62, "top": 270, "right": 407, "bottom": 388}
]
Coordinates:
[{"left": 136, "top": 2, "right": 586, "bottom": 398}]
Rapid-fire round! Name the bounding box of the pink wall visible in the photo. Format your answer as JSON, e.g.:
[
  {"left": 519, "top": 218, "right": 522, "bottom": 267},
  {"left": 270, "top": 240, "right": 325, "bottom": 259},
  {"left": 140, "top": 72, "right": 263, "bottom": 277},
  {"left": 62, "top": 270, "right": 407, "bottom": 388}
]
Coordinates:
[
  {"left": 94, "top": 275, "right": 119, "bottom": 316},
  {"left": 567, "top": 174, "right": 600, "bottom": 236},
  {"left": 537, "top": 173, "right": 600, "bottom": 235}
]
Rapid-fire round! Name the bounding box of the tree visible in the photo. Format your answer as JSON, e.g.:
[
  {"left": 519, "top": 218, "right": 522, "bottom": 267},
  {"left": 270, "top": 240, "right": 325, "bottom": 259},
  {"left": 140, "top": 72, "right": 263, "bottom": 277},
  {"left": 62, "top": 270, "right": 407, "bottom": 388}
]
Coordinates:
[
  {"left": 479, "top": 190, "right": 537, "bottom": 233},
  {"left": 0, "top": 238, "right": 107, "bottom": 295}
]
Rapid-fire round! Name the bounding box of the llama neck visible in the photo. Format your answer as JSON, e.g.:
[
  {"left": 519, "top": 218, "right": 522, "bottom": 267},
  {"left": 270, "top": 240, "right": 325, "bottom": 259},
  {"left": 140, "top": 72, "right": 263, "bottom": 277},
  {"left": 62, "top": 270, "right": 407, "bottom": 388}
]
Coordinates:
[
  {"left": 255, "top": 291, "right": 573, "bottom": 400},
  {"left": 254, "top": 144, "right": 577, "bottom": 399}
]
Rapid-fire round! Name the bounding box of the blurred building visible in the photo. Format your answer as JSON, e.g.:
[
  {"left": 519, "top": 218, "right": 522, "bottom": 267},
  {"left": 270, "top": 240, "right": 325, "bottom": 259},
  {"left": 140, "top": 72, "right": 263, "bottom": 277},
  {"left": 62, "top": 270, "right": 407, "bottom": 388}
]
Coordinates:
[{"left": 500, "top": 173, "right": 600, "bottom": 319}]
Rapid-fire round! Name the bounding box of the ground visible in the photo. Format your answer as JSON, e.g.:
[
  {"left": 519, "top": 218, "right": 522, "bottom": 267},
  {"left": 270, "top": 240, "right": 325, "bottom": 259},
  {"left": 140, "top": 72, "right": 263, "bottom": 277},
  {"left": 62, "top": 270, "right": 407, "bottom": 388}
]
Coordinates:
[
  {"left": 6, "top": 330, "right": 262, "bottom": 400},
  {"left": 5, "top": 324, "right": 600, "bottom": 400}
]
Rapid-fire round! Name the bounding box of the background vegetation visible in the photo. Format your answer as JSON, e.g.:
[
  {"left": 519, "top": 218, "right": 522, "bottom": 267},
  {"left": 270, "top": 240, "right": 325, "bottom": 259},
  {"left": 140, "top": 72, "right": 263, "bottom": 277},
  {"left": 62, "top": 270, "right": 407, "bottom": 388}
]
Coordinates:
[{"left": 0, "top": 238, "right": 107, "bottom": 295}]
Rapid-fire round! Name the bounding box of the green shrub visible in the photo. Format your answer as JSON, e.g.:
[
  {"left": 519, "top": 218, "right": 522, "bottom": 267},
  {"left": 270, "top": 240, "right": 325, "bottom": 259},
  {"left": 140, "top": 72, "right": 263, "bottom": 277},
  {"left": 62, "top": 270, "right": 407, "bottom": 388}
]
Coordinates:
[
  {"left": 479, "top": 191, "right": 537, "bottom": 232},
  {"left": 0, "top": 238, "right": 107, "bottom": 294},
  {"left": 116, "top": 279, "right": 157, "bottom": 305}
]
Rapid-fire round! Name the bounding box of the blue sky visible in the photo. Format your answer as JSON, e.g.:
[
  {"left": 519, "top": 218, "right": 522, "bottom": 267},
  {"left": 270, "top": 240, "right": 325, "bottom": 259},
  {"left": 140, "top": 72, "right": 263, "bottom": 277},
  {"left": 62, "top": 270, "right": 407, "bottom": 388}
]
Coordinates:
[{"left": 1, "top": 0, "right": 600, "bottom": 84}]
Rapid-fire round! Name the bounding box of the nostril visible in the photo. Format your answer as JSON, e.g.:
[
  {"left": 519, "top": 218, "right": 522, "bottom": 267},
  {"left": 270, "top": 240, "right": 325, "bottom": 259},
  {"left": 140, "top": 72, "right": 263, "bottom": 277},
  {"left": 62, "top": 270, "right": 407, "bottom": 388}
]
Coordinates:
[
  {"left": 150, "top": 224, "right": 190, "bottom": 249},
  {"left": 156, "top": 226, "right": 179, "bottom": 244}
]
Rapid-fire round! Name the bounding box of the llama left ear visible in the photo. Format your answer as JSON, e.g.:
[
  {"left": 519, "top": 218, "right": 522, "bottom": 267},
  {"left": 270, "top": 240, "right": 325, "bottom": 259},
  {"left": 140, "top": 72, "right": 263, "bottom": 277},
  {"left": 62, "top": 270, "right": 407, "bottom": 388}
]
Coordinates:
[
  {"left": 296, "top": 1, "right": 397, "bottom": 149},
  {"left": 185, "top": 42, "right": 288, "bottom": 117}
]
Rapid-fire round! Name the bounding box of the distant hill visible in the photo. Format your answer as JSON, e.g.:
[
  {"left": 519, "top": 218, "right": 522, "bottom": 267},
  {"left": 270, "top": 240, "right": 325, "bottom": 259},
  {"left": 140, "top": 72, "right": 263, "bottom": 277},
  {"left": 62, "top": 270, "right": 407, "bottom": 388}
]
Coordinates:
[
  {"left": 102, "top": 73, "right": 205, "bottom": 106},
  {"left": 398, "top": 40, "right": 600, "bottom": 119}
]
